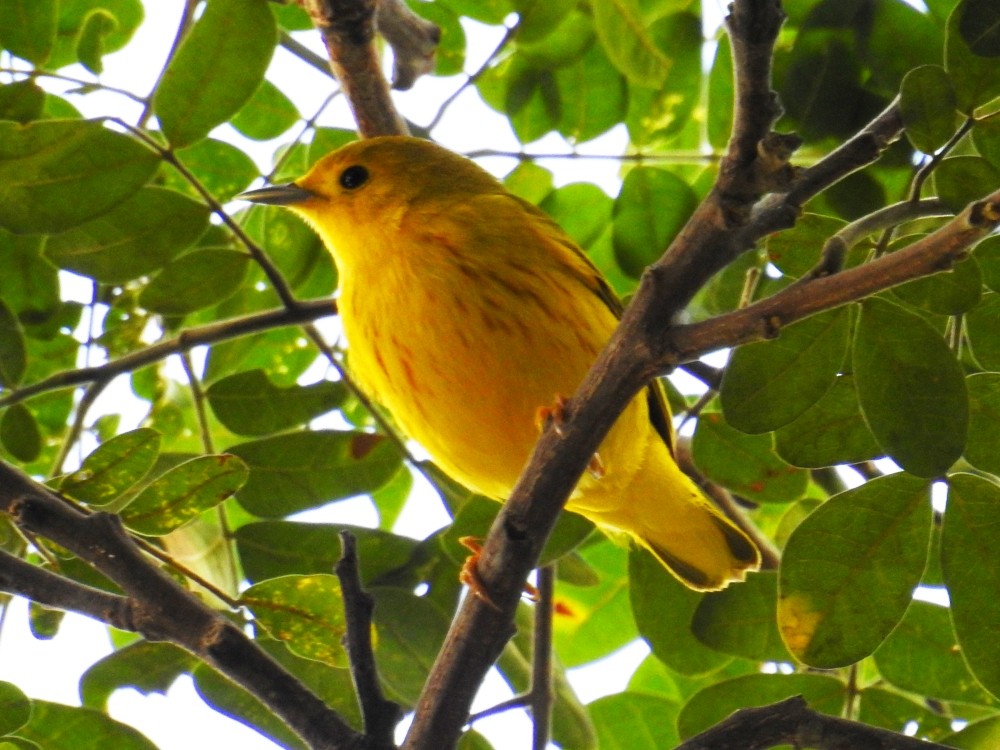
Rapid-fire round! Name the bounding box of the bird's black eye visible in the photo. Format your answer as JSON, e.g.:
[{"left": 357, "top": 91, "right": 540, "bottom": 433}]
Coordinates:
[{"left": 339, "top": 165, "right": 369, "bottom": 190}]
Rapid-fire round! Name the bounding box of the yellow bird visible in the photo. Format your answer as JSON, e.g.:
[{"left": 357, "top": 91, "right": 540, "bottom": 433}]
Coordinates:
[{"left": 239, "top": 136, "right": 760, "bottom": 591}]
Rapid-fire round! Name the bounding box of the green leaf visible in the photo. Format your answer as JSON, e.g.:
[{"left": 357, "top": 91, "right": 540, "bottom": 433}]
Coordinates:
[
  {"left": 80, "top": 642, "right": 195, "bottom": 711},
  {"left": 943, "top": 717, "right": 1000, "bottom": 749},
  {"left": 778, "top": 473, "right": 933, "bottom": 667},
  {"left": 153, "top": 0, "right": 277, "bottom": 147},
  {"left": 692, "top": 571, "right": 791, "bottom": 662},
  {"left": 591, "top": 0, "right": 674, "bottom": 88},
  {"left": 120, "top": 454, "right": 248, "bottom": 536},
  {"left": 0, "top": 681, "right": 30, "bottom": 735},
  {"left": 44, "top": 187, "right": 210, "bottom": 284},
  {"left": 240, "top": 574, "right": 347, "bottom": 667},
  {"left": 553, "top": 540, "right": 636, "bottom": 667},
  {"left": 857, "top": 686, "right": 953, "bottom": 740},
  {"left": 164, "top": 138, "right": 259, "bottom": 202},
  {"left": 692, "top": 412, "right": 808, "bottom": 503},
  {"left": 138, "top": 249, "right": 250, "bottom": 315},
  {"left": 874, "top": 599, "right": 996, "bottom": 705},
  {"left": 539, "top": 183, "right": 612, "bottom": 250},
  {"left": 947, "top": 0, "right": 1000, "bottom": 111},
  {"left": 512, "top": 0, "right": 575, "bottom": 44},
  {"left": 236, "top": 521, "right": 418, "bottom": 585},
  {"left": 612, "top": 166, "right": 697, "bottom": 277},
  {"left": 0, "top": 0, "right": 56, "bottom": 65},
  {"left": 48, "top": 0, "right": 143, "bottom": 71},
  {"left": 900, "top": 65, "right": 958, "bottom": 154},
  {"left": 60, "top": 428, "right": 161, "bottom": 506},
  {"left": 721, "top": 308, "right": 849, "bottom": 434},
  {"left": 76, "top": 9, "right": 117, "bottom": 74},
  {"left": 229, "top": 430, "right": 402, "bottom": 517},
  {"left": 707, "top": 35, "right": 734, "bottom": 150},
  {"left": 677, "top": 674, "right": 845, "bottom": 739},
  {"left": 206, "top": 370, "right": 346, "bottom": 436},
  {"left": 973, "top": 115, "right": 1000, "bottom": 170},
  {"left": 1, "top": 404, "right": 42, "bottom": 463},
  {"left": 630, "top": 547, "right": 731, "bottom": 676},
  {"left": 774, "top": 375, "right": 883, "bottom": 468},
  {"left": 957, "top": 0, "right": 1000, "bottom": 57},
  {"left": 0, "top": 80, "right": 46, "bottom": 124},
  {"left": 967, "top": 373, "right": 1000, "bottom": 474},
  {"left": 892, "top": 253, "right": 982, "bottom": 314},
  {"left": 765, "top": 213, "right": 848, "bottom": 279},
  {"left": 371, "top": 587, "right": 451, "bottom": 706},
  {"left": 942, "top": 473, "right": 1000, "bottom": 698},
  {"left": 230, "top": 80, "right": 301, "bottom": 141},
  {"left": 589, "top": 692, "right": 679, "bottom": 749},
  {"left": 0, "top": 300, "right": 26, "bottom": 388},
  {"left": 966, "top": 292, "right": 1000, "bottom": 370},
  {"left": 853, "top": 298, "right": 968, "bottom": 477},
  {"left": 17, "top": 700, "right": 158, "bottom": 750},
  {"left": 555, "top": 42, "right": 628, "bottom": 144},
  {"left": 0, "top": 120, "right": 158, "bottom": 234},
  {"left": 934, "top": 156, "right": 1000, "bottom": 213},
  {"left": 518, "top": 9, "right": 594, "bottom": 68},
  {"left": 192, "top": 662, "right": 308, "bottom": 750}
]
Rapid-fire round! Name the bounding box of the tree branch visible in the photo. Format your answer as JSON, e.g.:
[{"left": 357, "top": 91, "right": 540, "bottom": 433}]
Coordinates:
[
  {"left": 300, "top": 0, "right": 409, "bottom": 137},
  {"left": 673, "top": 695, "right": 959, "bottom": 750},
  {"left": 659, "top": 191, "right": 1000, "bottom": 367},
  {"left": 0, "top": 301, "right": 336, "bottom": 409},
  {"left": 336, "top": 531, "right": 402, "bottom": 748},
  {"left": 0, "top": 462, "right": 362, "bottom": 750}
]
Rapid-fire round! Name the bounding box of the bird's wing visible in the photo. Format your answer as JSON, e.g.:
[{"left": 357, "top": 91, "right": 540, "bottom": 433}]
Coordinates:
[{"left": 510, "top": 195, "right": 678, "bottom": 456}]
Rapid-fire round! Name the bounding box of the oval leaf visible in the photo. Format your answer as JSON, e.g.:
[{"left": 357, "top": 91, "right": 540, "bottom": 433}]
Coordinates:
[
  {"left": 138, "top": 248, "right": 249, "bottom": 315},
  {"left": 900, "top": 65, "right": 958, "bottom": 154},
  {"left": 966, "top": 291, "right": 1000, "bottom": 370},
  {"left": 721, "top": 307, "right": 849, "bottom": 434},
  {"left": 120, "top": 454, "right": 248, "bottom": 536},
  {"left": 942, "top": 473, "right": 1000, "bottom": 698},
  {"left": 60, "top": 428, "right": 161, "bottom": 506},
  {"left": 966, "top": 373, "right": 1000, "bottom": 475},
  {"left": 774, "top": 375, "right": 883, "bottom": 468},
  {"left": 612, "top": 166, "right": 697, "bottom": 277},
  {"left": 229, "top": 430, "right": 402, "bottom": 517},
  {"left": 778, "top": 473, "right": 933, "bottom": 668},
  {"left": 45, "top": 187, "right": 210, "bottom": 284},
  {"left": 692, "top": 412, "right": 808, "bottom": 503},
  {"left": 153, "top": 0, "right": 277, "bottom": 147},
  {"left": 0, "top": 404, "right": 42, "bottom": 463},
  {"left": 693, "top": 571, "right": 792, "bottom": 662},
  {"left": 853, "top": 298, "right": 968, "bottom": 477},
  {"left": 240, "top": 574, "right": 347, "bottom": 667},
  {"left": 0, "top": 120, "right": 158, "bottom": 234},
  {"left": 206, "top": 370, "right": 346, "bottom": 436}
]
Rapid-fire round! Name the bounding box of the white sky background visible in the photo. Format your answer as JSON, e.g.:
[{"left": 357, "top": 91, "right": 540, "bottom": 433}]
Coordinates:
[{"left": 0, "top": 1, "right": 941, "bottom": 748}]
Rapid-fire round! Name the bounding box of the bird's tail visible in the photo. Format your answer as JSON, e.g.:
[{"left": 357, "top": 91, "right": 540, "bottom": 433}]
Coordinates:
[{"left": 585, "top": 437, "right": 761, "bottom": 591}]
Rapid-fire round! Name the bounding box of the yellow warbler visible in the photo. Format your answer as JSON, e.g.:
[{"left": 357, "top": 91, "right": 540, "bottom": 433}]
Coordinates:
[{"left": 239, "top": 136, "right": 760, "bottom": 591}]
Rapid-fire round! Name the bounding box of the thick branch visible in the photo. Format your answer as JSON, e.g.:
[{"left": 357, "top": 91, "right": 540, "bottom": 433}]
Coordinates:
[
  {"left": 674, "top": 696, "right": 958, "bottom": 750},
  {"left": 0, "top": 300, "right": 335, "bottom": 409},
  {"left": 660, "top": 192, "right": 1000, "bottom": 366},
  {"left": 0, "top": 548, "right": 134, "bottom": 628},
  {"left": 301, "top": 0, "right": 409, "bottom": 137},
  {"left": 0, "top": 463, "right": 362, "bottom": 750}
]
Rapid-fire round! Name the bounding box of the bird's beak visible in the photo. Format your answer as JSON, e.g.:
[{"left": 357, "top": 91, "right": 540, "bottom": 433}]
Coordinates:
[{"left": 237, "top": 183, "right": 316, "bottom": 205}]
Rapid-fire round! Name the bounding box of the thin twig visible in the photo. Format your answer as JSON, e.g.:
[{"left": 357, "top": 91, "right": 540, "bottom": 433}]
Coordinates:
[
  {"left": 336, "top": 531, "right": 402, "bottom": 747},
  {"left": 137, "top": 0, "right": 198, "bottom": 128},
  {"left": 531, "top": 566, "right": 555, "bottom": 750},
  {"left": 0, "top": 301, "right": 336, "bottom": 410}
]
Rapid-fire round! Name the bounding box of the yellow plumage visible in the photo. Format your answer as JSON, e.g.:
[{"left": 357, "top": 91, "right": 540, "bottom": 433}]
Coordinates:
[{"left": 239, "top": 136, "right": 760, "bottom": 591}]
